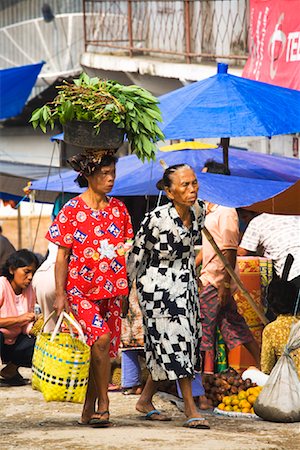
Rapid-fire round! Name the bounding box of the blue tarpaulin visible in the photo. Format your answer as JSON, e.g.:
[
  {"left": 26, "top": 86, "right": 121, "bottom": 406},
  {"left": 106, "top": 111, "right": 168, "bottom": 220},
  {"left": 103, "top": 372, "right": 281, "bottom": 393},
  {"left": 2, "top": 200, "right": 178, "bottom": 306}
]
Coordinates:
[
  {"left": 29, "top": 148, "right": 299, "bottom": 209},
  {"left": 0, "top": 62, "right": 44, "bottom": 120}
]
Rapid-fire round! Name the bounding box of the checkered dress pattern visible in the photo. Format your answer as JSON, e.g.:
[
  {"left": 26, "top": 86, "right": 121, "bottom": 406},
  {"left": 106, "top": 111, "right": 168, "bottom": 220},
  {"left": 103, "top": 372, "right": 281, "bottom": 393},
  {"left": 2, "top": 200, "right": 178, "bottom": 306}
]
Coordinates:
[{"left": 127, "top": 202, "right": 205, "bottom": 381}]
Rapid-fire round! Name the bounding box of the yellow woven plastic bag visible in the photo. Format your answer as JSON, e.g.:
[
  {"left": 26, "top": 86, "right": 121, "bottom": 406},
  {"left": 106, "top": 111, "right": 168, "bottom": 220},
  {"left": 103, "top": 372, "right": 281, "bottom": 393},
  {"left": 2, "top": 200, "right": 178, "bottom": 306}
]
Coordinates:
[{"left": 32, "top": 312, "right": 90, "bottom": 403}]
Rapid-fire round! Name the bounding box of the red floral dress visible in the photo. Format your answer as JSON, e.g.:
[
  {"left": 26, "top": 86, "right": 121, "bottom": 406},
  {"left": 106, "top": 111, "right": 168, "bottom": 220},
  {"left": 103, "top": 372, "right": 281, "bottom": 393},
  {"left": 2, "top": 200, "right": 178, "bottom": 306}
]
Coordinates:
[{"left": 46, "top": 196, "right": 133, "bottom": 356}]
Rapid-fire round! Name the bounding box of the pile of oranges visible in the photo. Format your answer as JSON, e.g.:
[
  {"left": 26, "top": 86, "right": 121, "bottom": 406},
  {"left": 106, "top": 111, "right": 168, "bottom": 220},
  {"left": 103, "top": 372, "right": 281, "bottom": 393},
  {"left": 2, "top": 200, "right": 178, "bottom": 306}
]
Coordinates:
[{"left": 217, "top": 386, "right": 263, "bottom": 414}]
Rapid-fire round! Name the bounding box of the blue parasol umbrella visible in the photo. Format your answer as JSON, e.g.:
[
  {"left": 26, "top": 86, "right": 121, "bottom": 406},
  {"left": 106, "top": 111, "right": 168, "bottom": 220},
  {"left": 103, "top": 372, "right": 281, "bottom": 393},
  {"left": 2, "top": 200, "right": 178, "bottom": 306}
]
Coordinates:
[{"left": 158, "top": 63, "right": 300, "bottom": 168}]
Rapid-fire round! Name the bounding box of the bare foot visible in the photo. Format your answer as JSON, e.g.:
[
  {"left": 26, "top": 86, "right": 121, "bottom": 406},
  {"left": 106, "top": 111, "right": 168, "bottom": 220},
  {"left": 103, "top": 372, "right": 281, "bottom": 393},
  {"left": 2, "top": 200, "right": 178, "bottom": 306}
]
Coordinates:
[
  {"left": 136, "top": 400, "right": 171, "bottom": 421},
  {"left": 79, "top": 410, "right": 110, "bottom": 425},
  {"left": 122, "top": 385, "right": 143, "bottom": 395},
  {"left": 197, "top": 395, "right": 213, "bottom": 410}
]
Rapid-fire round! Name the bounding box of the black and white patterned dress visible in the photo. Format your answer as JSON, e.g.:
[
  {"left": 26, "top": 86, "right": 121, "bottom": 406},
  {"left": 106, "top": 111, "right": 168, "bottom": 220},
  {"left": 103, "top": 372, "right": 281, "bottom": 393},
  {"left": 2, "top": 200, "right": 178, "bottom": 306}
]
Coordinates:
[{"left": 126, "top": 201, "right": 205, "bottom": 381}]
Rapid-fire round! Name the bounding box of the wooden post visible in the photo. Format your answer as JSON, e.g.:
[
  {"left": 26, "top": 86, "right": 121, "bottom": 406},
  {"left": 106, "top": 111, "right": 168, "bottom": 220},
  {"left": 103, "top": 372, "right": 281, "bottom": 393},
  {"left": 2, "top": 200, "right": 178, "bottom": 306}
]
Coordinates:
[
  {"left": 17, "top": 206, "right": 22, "bottom": 250},
  {"left": 220, "top": 137, "right": 230, "bottom": 173},
  {"left": 127, "top": 0, "right": 133, "bottom": 57},
  {"left": 202, "top": 226, "right": 269, "bottom": 325},
  {"left": 184, "top": 0, "right": 192, "bottom": 63}
]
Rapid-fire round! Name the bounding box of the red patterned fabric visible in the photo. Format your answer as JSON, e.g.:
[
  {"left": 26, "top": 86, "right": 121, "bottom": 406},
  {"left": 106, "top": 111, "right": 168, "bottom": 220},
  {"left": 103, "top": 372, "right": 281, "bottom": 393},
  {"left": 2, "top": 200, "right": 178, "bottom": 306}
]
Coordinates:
[
  {"left": 69, "top": 295, "right": 122, "bottom": 356},
  {"left": 46, "top": 195, "right": 133, "bottom": 351},
  {"left": 46, "top": 196, "right": 133, "bottom": 300}
]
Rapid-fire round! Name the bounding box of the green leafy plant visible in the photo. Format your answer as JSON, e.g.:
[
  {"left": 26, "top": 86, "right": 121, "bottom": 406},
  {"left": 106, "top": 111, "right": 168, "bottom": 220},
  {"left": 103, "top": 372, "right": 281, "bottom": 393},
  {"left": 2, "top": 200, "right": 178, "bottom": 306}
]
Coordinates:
[{"left": 30, "top": 73, "right": 165, "bottom": 161}]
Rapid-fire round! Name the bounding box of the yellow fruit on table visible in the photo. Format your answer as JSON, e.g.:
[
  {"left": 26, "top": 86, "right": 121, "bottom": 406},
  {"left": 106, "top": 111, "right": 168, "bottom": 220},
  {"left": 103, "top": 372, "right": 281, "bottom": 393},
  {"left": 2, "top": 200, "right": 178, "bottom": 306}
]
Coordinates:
[
  {"left": 242, "top": 407, "right": 251, "bottom": 413},
  {"left": 250, "top": 407, "right": 255, "bottom": 414},
  {"left": 254, "top": 386, "right": 263, "bottom": 394},
  {"left": 238, "top": 390, "right": 247, "bottom": 400},
  {"left": 232, "top": 405, "right": 240, "bottom": 412},
  {"left": 247, "top": 394, "right": 257, "bottom": 405},
  {"left": 224, "top": 405, "right": 233, "bottom": 411},
  {"left": 231, "top": 396, "right": 239, "bottom": 406},
  {"left": 218, "top": 403, "right": 225, "bottom": 410},
  {"left": 239, "top": 399, "right": 251, "bottom": 409},
  {"left": 246, "top": 387, "right": 256, "bottom": 396},
  {"left": 223, "top": 396, "right": 232, "bottom": 405}
]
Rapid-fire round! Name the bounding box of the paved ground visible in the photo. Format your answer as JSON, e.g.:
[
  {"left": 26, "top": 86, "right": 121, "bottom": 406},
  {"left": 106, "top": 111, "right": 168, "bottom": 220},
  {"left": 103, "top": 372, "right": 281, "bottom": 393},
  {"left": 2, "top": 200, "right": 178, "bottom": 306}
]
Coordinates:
[{"left": 0, "top": 368, "right": 299, "bottom": 450}]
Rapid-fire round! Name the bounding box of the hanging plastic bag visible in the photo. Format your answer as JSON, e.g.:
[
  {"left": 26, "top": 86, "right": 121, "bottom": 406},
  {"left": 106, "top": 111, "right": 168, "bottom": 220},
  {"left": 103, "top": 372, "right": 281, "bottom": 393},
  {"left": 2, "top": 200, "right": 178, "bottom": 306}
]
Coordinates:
[
  {"left": 32, "top": 311, "right": 90, "bottom": 403},
  {"left": 254, "top": 320, "right": 300, "bottom": 422}
]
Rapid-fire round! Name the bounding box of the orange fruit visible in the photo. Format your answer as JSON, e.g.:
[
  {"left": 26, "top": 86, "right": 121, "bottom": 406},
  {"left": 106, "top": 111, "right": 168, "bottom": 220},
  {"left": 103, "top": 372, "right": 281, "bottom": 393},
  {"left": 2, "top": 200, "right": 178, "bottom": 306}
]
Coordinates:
[
  {"left": 250, "top": 407, "right": 255, "bottom": 414},
  {"left": 247, "top": 394, "right": 257, "bottom": 405},
  {"left": 232, "top": 405, "right": 240, "bottom": 412},
  {"left": 224, "top": 405, "right": 233, "bottom": 411},
  {"left": 242, "top": 407, "right": 251, "bottom": 413},
  {"left": 218, "top": 403, "right": 225, "bottom": 410},
  {"left": 247, "top": 387, "right": 256, "bottom": 396},
  {"left": 238, "top": 390, "right": 247, "bottom": 400},
  {"left": 231, "top": 397, "right": 239, "bottom": 406},
  {"left": 239, "top": 399, "right": 251, "bottom": 409},
  {"left": 223, "top": 396, "right": 232, "bottom": 406}
]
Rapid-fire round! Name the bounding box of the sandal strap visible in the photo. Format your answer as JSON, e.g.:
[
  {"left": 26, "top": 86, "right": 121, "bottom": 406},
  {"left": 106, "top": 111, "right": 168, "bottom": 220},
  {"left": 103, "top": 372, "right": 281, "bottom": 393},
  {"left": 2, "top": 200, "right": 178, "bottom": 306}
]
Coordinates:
[
  {"left": 145, "top": 409, "right": 160, "bottom": 418},
  {"left": 96, "top": 410, "right": 110, "bottom": 416}
]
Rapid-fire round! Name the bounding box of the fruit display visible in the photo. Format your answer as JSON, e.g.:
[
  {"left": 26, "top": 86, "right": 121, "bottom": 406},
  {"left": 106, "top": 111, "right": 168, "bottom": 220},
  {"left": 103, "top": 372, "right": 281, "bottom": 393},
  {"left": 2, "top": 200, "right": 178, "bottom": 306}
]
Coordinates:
[
  {"left": 202, "top": 367, "right": 260, "bottom": 409},
  {"left": 217, "top": 386, "right": 263, "bottom": 414}
]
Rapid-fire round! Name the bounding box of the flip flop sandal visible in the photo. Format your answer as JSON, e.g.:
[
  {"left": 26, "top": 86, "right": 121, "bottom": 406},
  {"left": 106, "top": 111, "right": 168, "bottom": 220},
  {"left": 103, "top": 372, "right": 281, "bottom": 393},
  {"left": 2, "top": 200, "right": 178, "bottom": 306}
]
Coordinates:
[
  {"left": 183, "top": 418, "right": 210, "bottom": 429},
  {"left": 144, "top": 409, "right": 172, "bottom": 421},
  {"left": 0, "top": 375, "right": 29, "bottom": 386},
  {"left": 89, "top": 410, "right": 111, "bottom": 428}
]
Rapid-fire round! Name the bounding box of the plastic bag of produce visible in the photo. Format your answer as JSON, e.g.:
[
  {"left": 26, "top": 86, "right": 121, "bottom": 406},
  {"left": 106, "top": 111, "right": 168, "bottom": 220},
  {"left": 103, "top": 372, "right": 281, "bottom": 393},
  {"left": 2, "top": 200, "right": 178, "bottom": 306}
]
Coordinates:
[{"left": 254, "top": 321, "right": 300, "bottom": 422}]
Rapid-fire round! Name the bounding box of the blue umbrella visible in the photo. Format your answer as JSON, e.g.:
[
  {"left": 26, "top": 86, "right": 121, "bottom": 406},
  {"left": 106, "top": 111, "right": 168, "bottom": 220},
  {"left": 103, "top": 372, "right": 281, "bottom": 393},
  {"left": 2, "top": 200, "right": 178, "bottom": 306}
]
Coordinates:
[
  {"left": 159, "top": 63, "right": 300, "bottom": 168},
  {"left": 159, "top": 63, "right": 300, "bottom": 139}
]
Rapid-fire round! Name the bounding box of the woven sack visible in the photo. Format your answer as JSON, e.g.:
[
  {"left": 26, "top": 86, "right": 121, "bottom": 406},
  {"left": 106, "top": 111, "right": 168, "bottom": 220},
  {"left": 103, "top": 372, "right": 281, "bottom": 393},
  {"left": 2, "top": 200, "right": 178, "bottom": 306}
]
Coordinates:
[{"left": 32, "top": 312, "right": 90, "bottom": 403}]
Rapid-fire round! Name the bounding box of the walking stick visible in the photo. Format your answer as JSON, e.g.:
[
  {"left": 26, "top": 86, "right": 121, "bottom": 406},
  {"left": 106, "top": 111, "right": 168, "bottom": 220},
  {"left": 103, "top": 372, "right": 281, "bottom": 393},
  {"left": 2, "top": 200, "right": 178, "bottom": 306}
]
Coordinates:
[{"left": 202, "top": 226, "right": 269, "bottom": 325}]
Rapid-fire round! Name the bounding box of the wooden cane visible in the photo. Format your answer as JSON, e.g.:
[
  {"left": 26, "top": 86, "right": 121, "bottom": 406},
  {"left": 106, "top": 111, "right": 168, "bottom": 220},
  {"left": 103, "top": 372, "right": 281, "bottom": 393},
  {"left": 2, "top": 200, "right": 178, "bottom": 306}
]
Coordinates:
[{"left": 202, "top": 226, "right": 269, "bottom": 325}]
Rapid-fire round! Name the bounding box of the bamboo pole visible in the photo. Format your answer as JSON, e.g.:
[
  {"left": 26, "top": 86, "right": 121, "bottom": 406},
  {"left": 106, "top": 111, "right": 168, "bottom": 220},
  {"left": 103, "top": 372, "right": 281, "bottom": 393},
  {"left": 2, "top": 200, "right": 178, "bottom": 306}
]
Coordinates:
[{"left": 202, "top": 226, "right": 269, "bottom": 325}]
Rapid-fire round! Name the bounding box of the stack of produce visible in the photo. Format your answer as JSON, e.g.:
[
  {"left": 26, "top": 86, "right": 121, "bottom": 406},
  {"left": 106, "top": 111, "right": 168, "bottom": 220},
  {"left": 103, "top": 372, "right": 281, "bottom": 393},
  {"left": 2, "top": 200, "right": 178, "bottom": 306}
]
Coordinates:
[
  {"left": 217, "top": 386, "right": 263, "bottom": 414},
  {"left": 202, "top": 368, "right": 259, "bottom": 408}
]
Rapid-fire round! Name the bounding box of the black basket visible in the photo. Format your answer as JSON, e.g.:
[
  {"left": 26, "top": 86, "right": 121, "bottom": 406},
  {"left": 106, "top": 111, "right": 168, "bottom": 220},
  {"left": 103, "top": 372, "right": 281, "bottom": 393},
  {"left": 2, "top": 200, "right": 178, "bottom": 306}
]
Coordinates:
[{"left": 63, "top": 120, "right": 125, "bottom": 149}]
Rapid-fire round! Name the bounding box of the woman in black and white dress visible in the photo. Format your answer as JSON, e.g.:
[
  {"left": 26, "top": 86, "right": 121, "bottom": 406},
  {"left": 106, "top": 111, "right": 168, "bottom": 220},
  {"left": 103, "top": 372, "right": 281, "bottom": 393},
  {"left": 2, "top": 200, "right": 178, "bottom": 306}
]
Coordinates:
[{"left": 126, "top": 164, "right": 210, "bottom": 429}]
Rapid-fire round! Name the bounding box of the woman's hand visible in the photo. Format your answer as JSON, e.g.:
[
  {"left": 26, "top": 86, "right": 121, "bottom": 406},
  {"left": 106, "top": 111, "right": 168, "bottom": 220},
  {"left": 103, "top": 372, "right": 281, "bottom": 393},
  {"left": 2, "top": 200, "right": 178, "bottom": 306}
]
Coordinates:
[
  {"left": 19, "top": 312, "right": 35, "bottom": 326},
  {"left": 54, "top": 292, "right": 69, "bottom": 316},
  {"left": 120, "top": 295, "right": 129, "bottom": 318}
]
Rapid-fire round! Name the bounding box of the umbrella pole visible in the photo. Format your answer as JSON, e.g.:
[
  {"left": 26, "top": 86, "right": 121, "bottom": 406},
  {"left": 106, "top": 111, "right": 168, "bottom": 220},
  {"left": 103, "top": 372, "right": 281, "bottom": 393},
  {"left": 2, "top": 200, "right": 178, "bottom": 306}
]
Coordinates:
[
  {"left": 221, "top": 137, "right": 230, "bottom": 172},
  {"left": 202, "top": 226, "right": 269, "bottom": 325}
]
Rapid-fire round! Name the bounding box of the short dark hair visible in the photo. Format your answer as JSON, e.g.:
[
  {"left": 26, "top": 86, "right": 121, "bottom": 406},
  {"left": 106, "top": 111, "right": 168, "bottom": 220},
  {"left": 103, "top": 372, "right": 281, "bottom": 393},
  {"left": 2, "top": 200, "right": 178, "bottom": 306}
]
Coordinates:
[
  {"left": 157, "top": 164, "right": 193, "bottom": 190},
  {"left": 69, "top": 154, "right": 118, "bottom": 188},
  {"left": 267, "top": 279, "right": 299, "bottom": 316},
  {"left": 203, "top": 159, "right": 230, "bottom": 175},
  {"left": 1, "top": 249, "right": 39, "bottom": 281}
]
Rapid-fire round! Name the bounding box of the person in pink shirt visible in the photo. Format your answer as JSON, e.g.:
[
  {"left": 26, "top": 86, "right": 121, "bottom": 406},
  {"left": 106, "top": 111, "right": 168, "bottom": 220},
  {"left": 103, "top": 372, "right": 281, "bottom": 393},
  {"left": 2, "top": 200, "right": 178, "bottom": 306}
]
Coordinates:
[
  {"left": 199, "top": 160, "right": 260, "bottom": 369},
  {"left": 0, "top": 249, "right": 38, "bottom": 386}
]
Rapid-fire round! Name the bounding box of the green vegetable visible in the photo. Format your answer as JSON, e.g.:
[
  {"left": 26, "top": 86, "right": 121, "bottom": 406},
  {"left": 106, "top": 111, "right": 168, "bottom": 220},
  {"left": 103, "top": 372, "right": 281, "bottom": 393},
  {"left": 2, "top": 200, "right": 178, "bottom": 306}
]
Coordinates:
[{"left": 30, "top": 73, "right": 165, "bottom": 161}]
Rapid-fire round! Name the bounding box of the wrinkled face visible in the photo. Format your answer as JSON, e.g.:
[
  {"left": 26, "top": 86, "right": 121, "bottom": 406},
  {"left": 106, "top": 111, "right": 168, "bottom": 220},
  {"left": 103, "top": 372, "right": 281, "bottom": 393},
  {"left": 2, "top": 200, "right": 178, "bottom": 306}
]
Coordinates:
[
  {"left": 10, "top": 264, "right": 37, "bottom": 293},
  {"left": 166, "top": 167, "right": 199, "bottom": 207},
  {"left": 87, "top": 163, "right": 116, "bottom": 194}
]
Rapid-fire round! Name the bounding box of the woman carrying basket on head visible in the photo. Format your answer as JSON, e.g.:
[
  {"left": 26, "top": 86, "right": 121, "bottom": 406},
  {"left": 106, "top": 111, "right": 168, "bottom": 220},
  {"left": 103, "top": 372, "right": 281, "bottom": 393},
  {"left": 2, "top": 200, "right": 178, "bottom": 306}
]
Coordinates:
[{"left": 46, "top": 151, "right": 133, "bottom": 427}]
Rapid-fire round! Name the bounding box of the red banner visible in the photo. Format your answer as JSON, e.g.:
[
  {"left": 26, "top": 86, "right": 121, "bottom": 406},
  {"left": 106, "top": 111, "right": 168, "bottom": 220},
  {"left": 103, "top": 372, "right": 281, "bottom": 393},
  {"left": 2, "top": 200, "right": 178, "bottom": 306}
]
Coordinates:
[{"left": 243, "top": 0, "right": 300, "bottom": 90}]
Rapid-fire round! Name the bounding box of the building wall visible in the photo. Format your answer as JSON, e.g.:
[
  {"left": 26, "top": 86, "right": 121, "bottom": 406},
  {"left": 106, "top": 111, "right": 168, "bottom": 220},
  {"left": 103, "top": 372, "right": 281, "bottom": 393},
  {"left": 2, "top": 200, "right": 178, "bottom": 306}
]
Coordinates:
[{"left": 0, "top": 214, "right": 51, "bottom": 257}]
